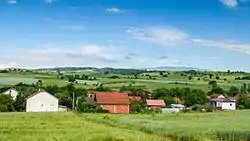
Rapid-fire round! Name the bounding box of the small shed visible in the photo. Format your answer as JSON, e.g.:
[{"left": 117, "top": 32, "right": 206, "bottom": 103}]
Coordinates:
[
  {"left": 146, "top": 99, "right": 165, "bottom": 109},
  {"left": 171, "top": 104, "right": 185, "bottom": 110}
]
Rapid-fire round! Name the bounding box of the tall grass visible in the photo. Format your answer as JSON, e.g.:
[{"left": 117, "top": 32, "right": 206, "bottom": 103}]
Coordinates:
[{"left": 83, "top": 111, "right": 250, "bottom": 141}]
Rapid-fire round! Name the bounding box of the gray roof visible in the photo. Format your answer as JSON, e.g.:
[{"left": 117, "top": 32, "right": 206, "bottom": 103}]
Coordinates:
[{"left": 210, "top": 98, "right": 236, "bottom": 102}]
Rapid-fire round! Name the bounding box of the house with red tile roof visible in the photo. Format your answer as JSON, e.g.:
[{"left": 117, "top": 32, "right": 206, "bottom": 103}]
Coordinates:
[
  {"left": 146, "top": 99, "right": 165, "bottom": 109},
  {"left": 87, "top": 92, "right": 130, "bottom": 114}
]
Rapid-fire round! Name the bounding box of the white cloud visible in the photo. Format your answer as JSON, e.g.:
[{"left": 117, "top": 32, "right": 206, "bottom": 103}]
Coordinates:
[
  {"left": 219, "top": 0, "right": 238, "bottom": 7},
  {"left": 192, "top": 39, "right": 250, "bottom": 54},
  {"left": 6, "top": 0, "right": 17, "bottom": 4},
  {"left": 126, "top": 26, "right": 189, "bottom": 46},
  {"left": 45, "top": 0, "right": 56, "bottom": 4},
  {"left": 63, "top": 25, "right": 85, "bottom": 31},
  {"left": 0, "top": 44, "right": 124, "bottom": 68},
  {"left": 105, "top": 7, "right": 124, "bottom": 14}
]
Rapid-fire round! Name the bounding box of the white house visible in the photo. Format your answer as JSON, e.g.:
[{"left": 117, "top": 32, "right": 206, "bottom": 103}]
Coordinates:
[
  {"left": 2, "top": 88, "right": 18, "bottom": 100},
  {"left": 26, "top": 89, "right": 59, "bottom": 112},
  {"left": 210, "top": 98, "right": 236, "bottom": 110},
  {"left": 171, "top": 104, "right": 185, "bottom": 110}
]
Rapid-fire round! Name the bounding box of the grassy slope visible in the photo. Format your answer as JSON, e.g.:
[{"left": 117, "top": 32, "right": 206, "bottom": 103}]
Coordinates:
[
  {"left": 84, "top": 110, "right": 250, "bottom": 140},
  {"left": 0, "top": 112, "right": 167, "bottom": 141}
]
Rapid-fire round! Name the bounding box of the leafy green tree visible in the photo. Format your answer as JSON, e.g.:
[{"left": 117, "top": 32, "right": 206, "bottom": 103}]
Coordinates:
[
  {"left": 209, "top": 86, "right": 224, "bottom": 95},
  {"left": 247, "top": 83, "right": 250, "bottom": 93},
  {"left": 45, "top": 85, "right": 60, "bottom": 94},
  {"left": 159, "top": 72, "right": 164, "bottom": 76},
  {"left": 0, "top": 95, "right": 14, "bottom": 112},
  {"left": 209, "top": 74, "right": 213, "bottom": 79},
  {"left": 241, "top": 83, "right": 247, "bottom": 94},
  {"left": 184, "top": 91, "right": 208, "bottom": 107},
  {"left": 216, "top": 75, "right": 220, "bottom": 80},
  {"left": 208, "top": 80, "right": 217, "bottom": 88},
  {"left": 188, "top": 76, "right": 192, "bottom": 80},
  {"left": 14, "top": 93, "right": 26, "bottom": 112},
  {"left": 130, "top": 100, "right": 145, "bottom": 113},
  {"left": 228, "top": 86, "right": 239, "bottom": 97}
]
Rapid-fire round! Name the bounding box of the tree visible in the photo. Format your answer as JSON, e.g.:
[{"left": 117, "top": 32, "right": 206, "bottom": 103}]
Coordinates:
[
  {"left": 228, "top": 70, "right": 231, "bottom": 74},
  {"left": 14, "top": 93, "right": 26, "bottom": 112},
  {"left": 74, "top": 74, "right": 80, "bottom": 79},
  {"left": 159, "top": 72, "right": 164, "bottom": 76},
  {"left": 209, "top": 87, "right": 224, "bottom": 95},
  {"left": 209, "top": 74, "right": 213, "bottom": 79},
  {"left": 242, "top": 83, "right": 247, "bottom": 94},
  {"left": 228, "top": 86, "right": 239, "bottom": 97},
  {"left": 208, "top": 80, "right": 217, "bottom": 88},
  {"left": 45, "top": 85, "right": 60, "bottom": 94},
  {"left": 188, "top": 76, "right": 192, "bottom": 80},
  {"left": 0, "top": 95, "right": 14, "bottom": 112},
  {"left": 247, "top": 83, "right": 250, "bottom": 93},
  {"left": 216, "top": 75, "right": 220, "bottom": 80},
  {"left": 184, "top": 91, "right": 208, "bottom": 107}
]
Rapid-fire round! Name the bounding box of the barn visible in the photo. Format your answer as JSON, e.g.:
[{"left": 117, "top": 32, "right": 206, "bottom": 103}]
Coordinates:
[
  {"left": 26, "top": 89, "right": 59, "bottom": 112},
  {"left": 87, "top": 92, "right": 130, "bottom": 114}
]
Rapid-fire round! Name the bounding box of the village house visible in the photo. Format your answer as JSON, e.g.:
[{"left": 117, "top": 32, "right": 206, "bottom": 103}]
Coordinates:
[
  {"left": 1, "top": 88, "right": 18, "bottom": 100},
  {"left": 26, "top": 89, "right": 59, "bottom": 112},
  {"left": 86, "top": 92, "right": 130, "bottom": 114},
  {"left": 146, "top": 99, "right": 165, "bottom": 109},
  {"left": 209, "top": 94, "right": 236, "bottom": 110}
]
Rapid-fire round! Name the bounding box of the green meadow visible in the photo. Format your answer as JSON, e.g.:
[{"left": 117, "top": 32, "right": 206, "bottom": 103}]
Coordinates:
[{"left": 0, "top": 111, "right": 250, "bottom": 141}]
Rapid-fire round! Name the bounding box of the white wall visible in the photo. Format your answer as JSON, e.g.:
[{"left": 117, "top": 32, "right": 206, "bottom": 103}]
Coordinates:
[
  {"left": 221, "top": 102, "right": 236, "bottom": 110},
  {"left": 26, "top": 92, "right": 58, "bottom": 112},
  {"left": 2, "top": 89, "right": 18, "bottom": 100}
]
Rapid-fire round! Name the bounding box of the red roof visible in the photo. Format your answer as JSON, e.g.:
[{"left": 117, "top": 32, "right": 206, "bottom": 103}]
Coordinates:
[
  {"left": 146, "top": 99, "right": 165, "bottom": 106},
  {"left": 94, "top": 92, "right": 130, "bottom": 105}
]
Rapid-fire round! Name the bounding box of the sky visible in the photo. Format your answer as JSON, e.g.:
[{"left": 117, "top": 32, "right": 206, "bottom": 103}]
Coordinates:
[{"left": 0, "top": 0, "right": 250, "bottom": 71}]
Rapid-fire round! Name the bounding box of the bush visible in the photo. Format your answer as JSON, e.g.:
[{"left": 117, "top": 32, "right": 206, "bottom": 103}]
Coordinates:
[{"left": 77, "top": 102, "right": 109, "bottom": 113}]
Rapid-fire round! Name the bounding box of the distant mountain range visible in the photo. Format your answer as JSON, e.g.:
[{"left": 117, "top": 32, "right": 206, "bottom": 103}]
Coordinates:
[
  {"left": 146, "top": 66, "right": 207, "bottom": 71},
  {"left": 33, "top": 66, "right": 206, "bottom": 72}
]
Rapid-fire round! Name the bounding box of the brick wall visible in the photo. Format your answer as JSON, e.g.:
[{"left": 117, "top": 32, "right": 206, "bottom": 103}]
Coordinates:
[
  {"left": 115, "top": 105, "right": 129, "bottom": 114},
  {"left": 101, "top": 105, "right": 114, "bottom": 113},
  {"left": 101, "top": 104, "right": 129, "bottom": 114}
]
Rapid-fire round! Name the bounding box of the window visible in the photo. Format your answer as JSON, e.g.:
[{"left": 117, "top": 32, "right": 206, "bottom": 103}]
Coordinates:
[
  {"left": 41, "top": 104, "right": 43, "bottom": 107},
  {"left": 230, "top": 103, "right": 232, "bottom": 106}
]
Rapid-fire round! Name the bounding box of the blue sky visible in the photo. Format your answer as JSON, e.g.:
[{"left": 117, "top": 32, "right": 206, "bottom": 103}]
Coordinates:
[{"left": 0, "top": 0, "right": 250, "bottom": 71}]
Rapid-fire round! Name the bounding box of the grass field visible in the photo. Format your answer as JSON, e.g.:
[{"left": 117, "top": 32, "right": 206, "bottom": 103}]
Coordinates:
[
  {"left": 0, "top": 112, "right": 166, "bottom": 141},
  {"left": 1, "top": 69, "right": 250, "bottom": 92},
  {"left": 0, "top": 111, "right": 250, "bottom": 141}
]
